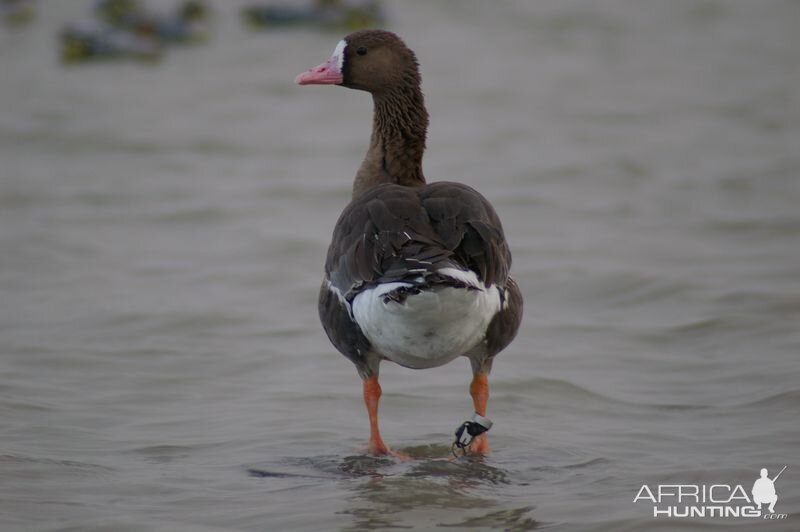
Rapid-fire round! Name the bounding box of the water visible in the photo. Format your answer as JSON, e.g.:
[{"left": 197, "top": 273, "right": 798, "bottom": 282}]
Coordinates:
[{"left": 2, "top": 1, "right": 799, "bottom": 530}]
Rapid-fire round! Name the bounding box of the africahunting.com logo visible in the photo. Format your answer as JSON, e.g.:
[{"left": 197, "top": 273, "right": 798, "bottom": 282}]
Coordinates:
[{"left": 634, "top": 466, "right": 788, "bottom": 520}]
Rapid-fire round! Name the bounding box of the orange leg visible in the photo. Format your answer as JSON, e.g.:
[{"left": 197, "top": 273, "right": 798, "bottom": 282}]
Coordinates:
[
  {"left": 363, "top": 376, "right": 390, "bottom": 455},
  {"left": 469, "top": 373, "right": 490, "bottom": 454}
]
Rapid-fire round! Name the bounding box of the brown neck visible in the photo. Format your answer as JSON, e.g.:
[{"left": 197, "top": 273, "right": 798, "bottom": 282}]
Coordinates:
[{"left": 352, "top": 85, "right": 428, "bottom": 198}]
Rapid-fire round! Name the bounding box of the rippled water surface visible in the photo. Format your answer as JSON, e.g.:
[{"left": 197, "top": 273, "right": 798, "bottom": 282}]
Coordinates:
[{"left": 2, "top": 1, "right": 799, "bottom": 530}]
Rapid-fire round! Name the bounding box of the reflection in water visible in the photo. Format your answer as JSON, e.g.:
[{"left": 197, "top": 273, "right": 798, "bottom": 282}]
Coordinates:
[
  {"left": 249, "top": 451, "right": 539, "bottom": 530},
  {"left": 335, "top": 451, "right": 537, "bottom": 531}
]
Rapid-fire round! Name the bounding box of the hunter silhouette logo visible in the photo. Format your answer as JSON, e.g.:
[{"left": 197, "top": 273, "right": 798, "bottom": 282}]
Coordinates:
[
  {"left": 634, "top": 466, "right": 789, "bottom": 520},
  {"left": 752, "top": 466, "right": 786, "bottom": 514}
]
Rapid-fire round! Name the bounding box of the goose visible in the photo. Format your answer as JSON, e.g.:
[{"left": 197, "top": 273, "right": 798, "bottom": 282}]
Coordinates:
[
  {"left": 243, "top": 1, "right": 383, "bottom": 31},
  {"left": 60, "top": 21, "right": 162, "bottom": 63},
  {"left": 296, "top": 30, "right": 522, "bottom": 456}
]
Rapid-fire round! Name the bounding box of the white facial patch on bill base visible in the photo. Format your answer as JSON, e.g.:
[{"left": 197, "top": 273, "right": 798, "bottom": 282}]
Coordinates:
[{"left": 331, "top": 40, "right": 346, "bottom": 72}]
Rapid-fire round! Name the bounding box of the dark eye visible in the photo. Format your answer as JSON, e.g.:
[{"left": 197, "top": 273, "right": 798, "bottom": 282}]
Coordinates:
[{"left": 356, "top": 46, "right": 368, "bottom": 56}]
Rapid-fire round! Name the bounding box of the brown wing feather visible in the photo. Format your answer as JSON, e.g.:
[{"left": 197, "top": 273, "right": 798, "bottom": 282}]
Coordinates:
[
  {"left": 324, "top": 182, "right": 511, "bottom": 299},
  {"left": 419, "top": 181, "right": 511, "bottom": 288}
]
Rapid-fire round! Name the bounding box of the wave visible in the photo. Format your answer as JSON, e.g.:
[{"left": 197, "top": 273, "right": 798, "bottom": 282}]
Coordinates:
[
  {"left": 705, "top": 216, "right": 800, "bottom": 238},
  {"left": 731, "top": 389, "right": 800, "bottom": 409},
  {"left": 501, "top": 377, "right": 711, "bottom": 413},
  {"left": 0, "top": 453, "right": 115, "bottom": 477}
]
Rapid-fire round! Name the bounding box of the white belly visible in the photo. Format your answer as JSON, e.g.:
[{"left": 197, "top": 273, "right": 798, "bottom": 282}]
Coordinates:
[{"left": 351, "top": 280, "right": 502, "bottom": 369}]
